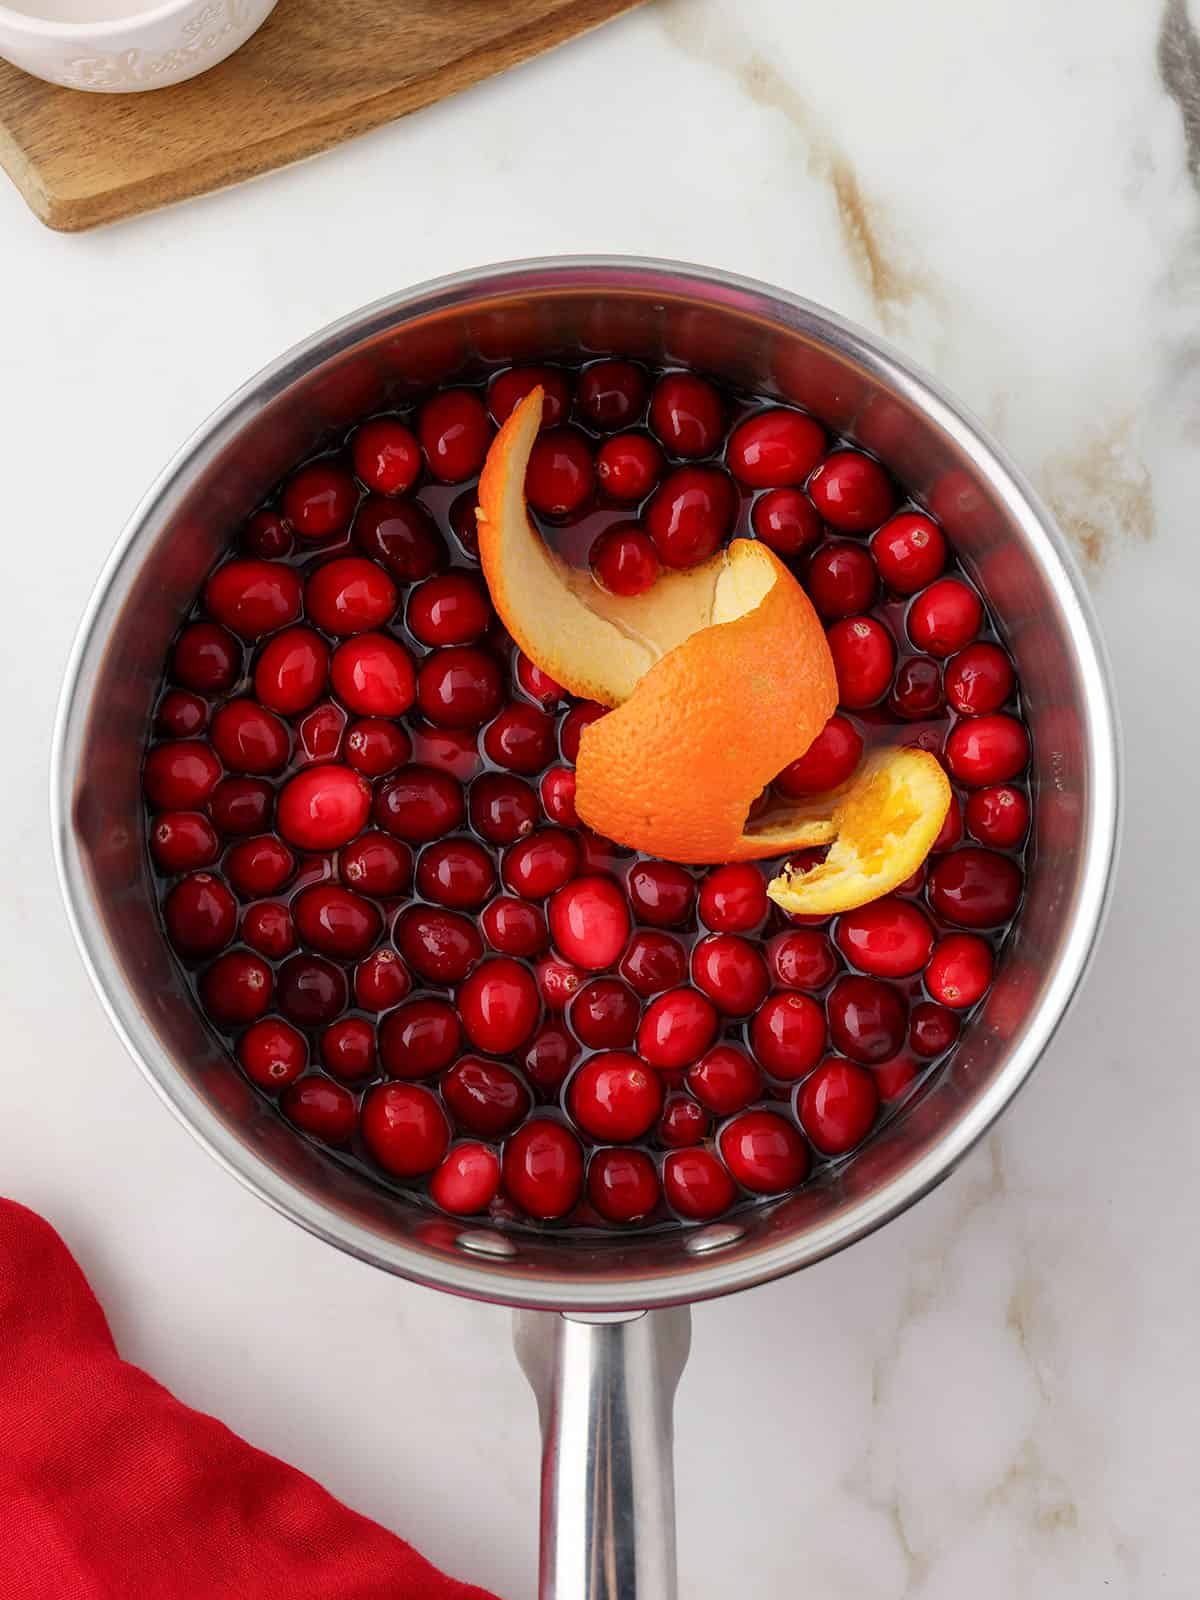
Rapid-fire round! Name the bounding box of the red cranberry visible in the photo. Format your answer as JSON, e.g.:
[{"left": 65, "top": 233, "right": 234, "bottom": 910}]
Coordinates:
[
  {"left": 835, "top": 896, "right": 934, "bottom": 978},
  {"left": 208, "top": 776, "right": 272, "bottom": 836},
  {"left": 645, "top": 467, "right": 736, "bottom": 569},
  {"left": 526, "top": 429, "right": 595, "bottom": 517},
  {"left": 353, "top": 497, "right": 446, "bottom": 582},
  {"left": 380, "top": 998, "right": 461, "bottom": 1078},
  {"left": 569, "top": 1053, "right": 663, "bottom": 1141},
  {"left": 515, "top": 653, "right": 564, "bottom": 709},
  {"left": 636, "top": 988, "right": 718, "bottom": 1069},
  {"left": 944, "top": 642, "right": 1014, "bottom": 715},
  {"left": 657, "top": 1096, "right": 710, "bottom": 1149},
  {"left": 523, "top": 1022, "right": 580, "bottom": 1093},
  {"left": 224, "top": 834, "right": 294, "bottom": 898},
  {"left": 663, "top": 1149, "right": 736, "bottom": 1220},
  {"left": 909, "top": 1000, "right": 960, "bottom": 1057},
  {"left": 595, "top": 433, "right": 664, "bottom": 501},
  {"left": 330, "top": 633, "right": 415, "bottom": 717},
  {"left": 577, "top": 831, "right": 629, "bottom": 877},
  {"left": 482, "top": 895, "right": 548, "bottom": 958},
  {"left": 199, "top": 950, "right": 272, "bottom": 1025},
  {"left": 569, "top": 978, "right": 639, "bottom": 1050},
  {"left": 907, "top": 578, "right": 983, "bottom": 657},
  {"left": 698, "top": 864, "right": 767, "bottom": 933},
  {"left": 172, "top": 621, "right": 240, "bottom": 692},
  {"left": 767, "top": 929, "right": 837, "bottom": 990},
  {"left": 282, "top": 1077, "right": 358, "bottom": 1145},
  {"left": 156, "top": 690, "right": 207, "bottom": 739},
  {"left": 691, "top": 934, "right": 769, "bottom": 1016},
  {"left": 578, "top": 361, "right": 648, "bottom": 431},
  {"left": 164, "top": 873, "right": 236, "bottom": 956},
  {"left": 809, "top": 450, "right": 896, "bottom": 532},
  {"left": 242, "top": 509, "right": 292, "bottom": 559},
  {"left": 418, "top": 390, "right": 490, "bottom": 483},
  {"left": 205, "top": 561, "right": 302, "bottom": 639},
  {"left": 411, "top": 724, "right": 481, "bottom": 782},
  {"left": 306, "top": 558, "right": 398, "bottom": 636},
  {"left": 927, "top": 847, "right": 1022, "bottom": 928},
  {"left": 535, "top": 957, "right": 585, "bottom": 1010},
  {"left": 407, "top": 573, "right": 491, "bottom": 647},
  {"left": 416, "top": 838, "right": 495, "bottom": 908},
  {"left": 589, "top": 525, "right": 659, "bottom": 597},
  {"left": 252, "top": 627, "right": 327, "bottom": 716},
  {"left": 241, "top": 901, "right": 296, "bottom": 959},
  {"left": 619, "top": 930, "right": 688, "bottom": 996},
  {"left": 875, "top": 1054, "right": 919, "bottom": 1101},
  {"left": 458, "top": 958, "right": 540, "bottom": 1055},
  {"left": 932, "top": 793, "right": 964, "bottom": 853},
  {"left": 354, "top": 948, "right": 413, "bottom": 1011},
  {"left": 797, "top": 1057, "right": 878, "bottom": 1154},
  {"left": 749, "top": 991, "right": 826, "bottom": 1079},
  {"left": 720, "top": 1110, "right": 809, "bottom": 1193},
  {"left": 416, "top": 645, "right": 502, "bottom": 728},
  {"left": 871, "top": 512, "right": 946, "bottom": 593},
  {"left": 775, "top": 714, "right": 863, "bottom": 795},
  {"left": 320, "top": 1017, "right": 377, "bottom": 1081},
  {"left": 539, "top": 766, "right": 578, "bottom": 827},
  {"left": 238, "top": 1017, "right": 306, "bottom": 1090},
  {"left": 945, "top": 714, "right": 1029, "bottom": 786},
  {"left": 827, "top": 975, "right": 906, "bottom": 1063},
  {"left": 687, "top": 1044, "right": 761, "bottom": 1115},
  {"left": 395, "top": 906, "right": 482, "bottom": 983},
  {"left": 150, "top": 811, "right": 219, "bottom": 873},
  {"left": 483, "top": 703, "right": 556, "bottom": 774},
  {"left": 282, "top": 462, "right": 356, "bottom": 541},
  {"left": 549, "top": 875, "right": 630, "bottom": 971},
  {"left": 351, "top": 418, "right": 421, "bottom": 496},
  {"left": 560, "top": 702, "right": 606, "bottom": 763},
  {"left": 295, "top": 701, "right": 347, "bottom": 765},
  {"left": 727, "top": 408, "right": 825, "bottom": 487},
  {"left": 443, "top": 1056, "right": 532, "bottom": 1138},
  {"left": 588, "top": 1149, "right": 659, "bottom": 1224},
  {"left": 503, "top": 1121, "right": 584, "bottom": 1220},
  {"left": 750, "top": 487, "right": 823, "bottom": 558},
  {"left": 293, "top": 884, "right": 381, "bottom": 958},
  {"left": 925, "top": 933, "right": 994, "bottom": 1008},
  {"left": 277, "top": 953, "right": 347, "bottom": 1025},
  {"left": 341, "top": 720, "right": 407, "bottom": 779},
  {"left": 363, "top": 1082, "right": 450, "bottom": 1175},
  {"left": 649, "top": 373, "right": 723, "bottom": 458},
  {"left": 210, "top": 701, "right": 289, "bottom": 775},
  {"left": 627, "top": 861, "right": 695, "bottom": 927},
  {"left": 503, "top": 829, "right": 580, "bottom": 899},
  {"left": 807, "top": 542, "right": 879, "bottom": 619},
  {"left": 488, "top": 367, "right": 570, "bottom": 429},
  {"left": 144, "top": 742, "right": 221, "bottom": 810},
  {"left": 966, "top": 784, "right": 1029, "bottom": 849},
  {"left": 890, "top": 655, "right": 944, "bottom": 720},
  {"left": 430, "top": 1142, "right": 502, "bottom": 1215},
  {"left": 277, "top": 765, "right": 370, "bottom": 850},
  {"left": 470, "top": 772, "right": 538, "bottom": 844},
  {"left": 374, "top": 766, "right": 464, "bottom": 843},
  {"left": 826, "top": 617, "right": 896, "bottom": 708}
]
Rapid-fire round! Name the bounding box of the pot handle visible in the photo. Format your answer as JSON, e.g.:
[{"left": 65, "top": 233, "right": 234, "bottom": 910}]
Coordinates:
[{"left": 514, "top": 1306, "right": 692, "bottom": 1600}]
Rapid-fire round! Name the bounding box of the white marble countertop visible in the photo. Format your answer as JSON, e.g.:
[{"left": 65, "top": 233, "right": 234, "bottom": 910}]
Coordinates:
[{"left": 2, "top": 2, "right": 1196, "bottom": 1594}]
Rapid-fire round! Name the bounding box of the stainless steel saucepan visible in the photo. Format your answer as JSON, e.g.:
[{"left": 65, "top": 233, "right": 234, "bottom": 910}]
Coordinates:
[{"left": 51, "top": 258, "right": 1119, "bottom": 1600}]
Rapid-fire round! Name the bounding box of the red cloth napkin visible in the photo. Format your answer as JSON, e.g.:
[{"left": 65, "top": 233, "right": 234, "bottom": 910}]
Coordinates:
[{"left": 0, "top": 1199, "right": 501, "bottom": 1599}]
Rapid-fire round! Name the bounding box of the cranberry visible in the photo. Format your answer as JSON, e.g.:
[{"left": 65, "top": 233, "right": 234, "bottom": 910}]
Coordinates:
[
  {"left": 636, "top": 988, "right": 718, "bottom": 1069},
  {"left": 329, "top": 633, "right": 415, "bottom": 718},
  {"left": 490, "top": 367, "right": 569, "bottom": 429},
  {"left": 871, "top": 512, "right": 946, "bottom": 593},
  {"left": 595, "top": 433, "right": 663, "bottom": 501},
  {"left": 416, "top": 645, "right": 502, "bottom": 728},
  {"left": 775, "top": 714, "right": 863, "bottom": 795},
  {"left": 569, "top": 1053, "right": 663, "bottom": 1141},
  {"left": 363, "top": 1082, "right": 450, "bottom": 1175},
  {"left": 277, "top": 953, "right": 347, "bottom": 1025},
  {"left": 663, "top": 1149, "right": 736, "bottom": 1220},
  {"left": 806, "top": 542, "right": 878, "bottom": 619},
  {"left": 945, "top": 714, "right": 1029, "bottom": 786},
  {"left": 649, "top": 373, "right": 723, "bottom": 458},
  {"left": 835, "top": 896, "right": 934, "bottom": 978},
  {"left": 549, "top": 875, "right": 630, "bottom": 971},
  {"left": 523, "top": 1023, "right": 579, "bottom": 1093},
  {"left": 407, "top": 573, "right": 491, "bottom": 647},
  {"left": 483, "top": 703, "right": 556, "bottom": 774},
  {"left": 320, "top": 1017, "right": 377, "bottom": 1081},
  {"left": 351, "top": 418, "right": 421, "bottom": 496},
  {"left": 305, "top": 558, "right": 398, "bottom": 636},
  {"left": 430, "top": 1142, "right": 502, "bottom": 1215},
  {"left": 515, "top": 653, "right": 565, "bottom": 709},
  {"left": 966, "top": 784, "right": 1029, "bottom": 849},
  {"left": 356, "top": 948, "right": 414, "bottom": 1012},
  {"left": 645, "top": 467, "right": 736, "bottom": 568},
  {"left": 627, "top": 861, "right": 695, "bottom": 927},
  {"left": 826, "top": 617, "right": 896, "bottom": 708},
  {"left": 199, "top": 950, "right": 272, "bottom": 1025},
  {"left": 907, "top": 578, "right": 983, "bottom": 657},
  {"left": 619, "top": 930, "right": 688, "bottom": 996},
  {"left": 720, "top": 1110, "right": 808, "bottom": 1193},
  {"left": 944, "top": 642, "right": 1014, "bottom": 715},
  {"left": 797, "top": 1057, "right": 878, "bottom": 1154},
  {"left": 750, "top": 487, "right": 822, "bottom": 558},
  {"left": 204, "top": 560, "right": 302, "bottom": 639},
  {"left": 691, "top": 934, "right": 769, "bottom": 1016},
  {"left": 827, "top": 975, "right": 906, "bottom": 1063},
  {"left": 809, "top": 450, "right": 896, "bottom": 532},
  {"left": 172, "top": 621, "right": 240, "bottom": 693},
  {"left": 282, "top": 1077, "right": 358, "bottom": 1145},
  {"left": 698, "top": 864, "right": 767, "bottom": 933},
  {"left": 164, "top": 873, "right": 236, "bottom": 956},
  {"left": 241, "top": 901, "right": 296, "bottom": 959},
  {"left": 441, "top": 1055, "right": 530, "bottom": 1138},
  {"left": 470, "top": 773, "right": 538, "bottom": 844},
  {"left": 909, "top": 1000, "right": 960, "bottom": 1056},
  {"left": 931, "top": 794, "right": 964, "bottom": 853},
  {"left": 338, "top": 721, "right": 405, "bottom": 780},
  {"left": 890, "top": 655, "right": 944, "bottom": 720},
  {"left": 243, "top": 509, "right": 292, "bottom": 559},
  {"left": 282, "top": 462, "right": 356, "bottom": 541},
  {"left": 457, "top": 958, "right": 540, "bottom": 1055},
  {"left": 295, "top": 701, "right": 347, "bottom": 765},
  {"left": 539, "top": 766, "right": 578, "bottom": 827},
  {"left": 657, "top": 1096, "right": 710, "bottom": 1148},
  {"left": 578, "top": 361, "right": 648, "bottom": 430},
  {"left": 380, "top": 998, "right": 461, "bottom": 1078},
  {"left": 727, "top": 408, "right": 825, "bottom": 487},
  {"left": 291, "top": 884, "right": 380, "bottom": 959},
  {"left": 589, "top": 525, "right": 659, "bottom": 596},
  {"left": 353, "top": 497, "right": 446, "bottom": 582},
  {"left": 481, "top": 895, "right": 548, "bottom": 958},
  {"left": 415, "top": 838, "right": 495, "bottom": 909},
  {"left": 577, "top": 831, "right": 628, "bottom": 877},
  {"left": 535, "top": 957, "right": 585, "bottom": 1010},
  {"left": 277, "top": 765, "right": 370, "bottom": 851},
  {"left": 409, "top": 724, "right": 479, "bottom": 782},
  {"left": 526, "top": 429, "right": 594, "bottom": 517},
  {"left": 210, "top": 701, "right": 290, "bottom": 775},
  {"left": 749, "top": 991, "right": 825, "bottom": 1079},
  {"left": 767, "top": 929, "right": 837, "bottom": 990},
  {"left": 418, "top": 390, "right": 490, "bottom": 483},
  {"left": 224, "top": 834, "right": 294, "bottom": 898},
  {"left": 143, "top": 741, "right": 221, "bottom": 810},
  {"left": 374, "top": 767, "right": 464, "bottom": 843},
  {"left": 687, "top": 1044, "right": 761, "bottom": 1115},
  {"left": 251, "top": 627, "right": 327, "bottom": 716},
  {"left": 150, "top": 811, "right": 219, "bottom": 873},
  {"left": 395, "top": 906, "right": 482, "bottom": 984},
  {"left": 560, "top": 702, "right": 606, "bottom": 763},
  {"left": 238, "top": 1017, "right": 306, "bottom": 1090},
  {"left": 502, "top": 1121, "right": 583, "bottom": 1220},
  {"left": 156, "top": 690, "right": 207, "bottom": 739},
  {"left": 566, "top": 978, "right": 636, "bottom": 1050},
  {"left": 208, "top": 776, "right": 272, "bottom": 836},
  {"left": 925, "top": 933, "right": 994, "bottom": 1009},
  {"left": 503, "top": 829, "right": 580, "bottom": 899},
  {"left": 927, "top": 847, "right": 1022, "bottom": 928},
  {"left": 588, "top": 1149, "right": 659, "bottom": 1224}
]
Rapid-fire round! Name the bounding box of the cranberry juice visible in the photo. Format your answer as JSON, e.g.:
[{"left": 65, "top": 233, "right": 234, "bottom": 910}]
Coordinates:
[{"left": 142, "top": 360, "right": 1030, "bottom": 1229}]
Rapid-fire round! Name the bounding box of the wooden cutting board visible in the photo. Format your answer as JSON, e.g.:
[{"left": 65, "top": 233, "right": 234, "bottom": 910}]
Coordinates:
[{"left": 0, "top": 0, "right": 646, "bottom": 232}]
